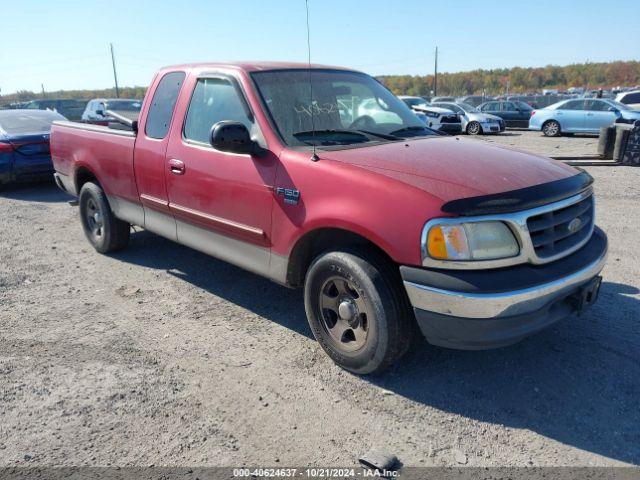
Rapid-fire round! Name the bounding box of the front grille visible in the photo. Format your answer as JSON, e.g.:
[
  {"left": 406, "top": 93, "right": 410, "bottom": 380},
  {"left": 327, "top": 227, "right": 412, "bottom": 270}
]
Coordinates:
[
  {"left": 526, "top": 194, "right": 594, "bottom": 259},
  {"left": 441, "top": 115, "right": 461, "bottom": 124}
]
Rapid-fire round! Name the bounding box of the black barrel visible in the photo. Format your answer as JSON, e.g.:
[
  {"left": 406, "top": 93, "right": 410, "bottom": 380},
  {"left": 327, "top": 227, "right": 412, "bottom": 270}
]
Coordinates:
[
  {"left": 597, "top": 126, "right": 616, "bottom": 159},
  {"left": 613, "top": 124, "right": 633, "bottom": 162}
]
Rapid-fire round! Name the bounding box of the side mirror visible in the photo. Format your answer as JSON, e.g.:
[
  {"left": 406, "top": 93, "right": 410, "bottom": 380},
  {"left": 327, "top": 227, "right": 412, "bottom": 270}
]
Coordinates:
[
  {"left": 210, "top": 121, "right": 260, "bottom": 155},
  {"left": 608, "top": 107, "right": 619, "bottom": 113}
]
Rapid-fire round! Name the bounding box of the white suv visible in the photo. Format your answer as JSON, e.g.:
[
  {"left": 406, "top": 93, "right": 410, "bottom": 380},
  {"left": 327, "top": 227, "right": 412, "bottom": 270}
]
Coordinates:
[
  {"left": 398, "top": 96, "right": 462, "bottom": 134},
  {"left": 615, "top": 91, "right": 640, "bottom": 110}
]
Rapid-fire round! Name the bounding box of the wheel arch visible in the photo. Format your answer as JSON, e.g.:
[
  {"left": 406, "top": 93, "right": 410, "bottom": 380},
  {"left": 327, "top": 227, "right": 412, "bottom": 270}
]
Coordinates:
[
  {"left": 74, "top": 165, "right": 101, "bottom": 194},
  {"left": 285, "top": 227, "right": 396, "bottom": 288}
]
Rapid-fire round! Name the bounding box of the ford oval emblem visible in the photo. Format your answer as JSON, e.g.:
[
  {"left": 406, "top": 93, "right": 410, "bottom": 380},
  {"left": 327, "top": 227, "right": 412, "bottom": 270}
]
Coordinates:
[{"left": 567, "top": 218, "right": 582, "bottom": 233}]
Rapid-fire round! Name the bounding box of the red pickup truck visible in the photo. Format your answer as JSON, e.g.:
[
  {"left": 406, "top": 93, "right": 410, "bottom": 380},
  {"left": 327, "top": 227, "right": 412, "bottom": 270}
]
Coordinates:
[{"left": 51, "top": 62, "right": 607, "bottom": 374}]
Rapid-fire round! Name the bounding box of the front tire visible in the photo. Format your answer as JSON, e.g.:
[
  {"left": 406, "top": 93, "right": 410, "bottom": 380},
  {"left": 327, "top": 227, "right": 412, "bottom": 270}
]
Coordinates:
[
  {"left": 79, "top": 182, "right": 130, "bottom": 253},
  {"left": 466, "top": 121, "right": 482, "bottom": 135},
  {"left": 304, "top": 249, "right": 414, "bottom": 374},
  {"left": 542, "top": 120, "right": 561, "bottom": 137}
]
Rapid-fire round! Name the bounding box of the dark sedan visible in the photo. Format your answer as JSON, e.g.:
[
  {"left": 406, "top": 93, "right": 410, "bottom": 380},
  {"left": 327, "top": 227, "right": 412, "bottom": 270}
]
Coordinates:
[
  {"left": 477, "top": 100, "right": 534, "bottom": 128},
  {"left": 0, "top": 109, "right": 66, "bottom": 187}
]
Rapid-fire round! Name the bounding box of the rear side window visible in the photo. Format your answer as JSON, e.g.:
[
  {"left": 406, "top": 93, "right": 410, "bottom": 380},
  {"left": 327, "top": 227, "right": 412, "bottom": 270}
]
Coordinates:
[
  {"left": 145, "top": 71, "right": 185, "bottom": 139},
  {"left": 560, "top": 100, "right": 585, "bottom": 110},
  {"left": 183, "top": 78, "right": 252, "bottom": 144},
  {"left": 623, "top": 92, "right": 640, "bottom": 103},
  {"left": 585, "top": 100, "right": 609, "bottom": 111}
]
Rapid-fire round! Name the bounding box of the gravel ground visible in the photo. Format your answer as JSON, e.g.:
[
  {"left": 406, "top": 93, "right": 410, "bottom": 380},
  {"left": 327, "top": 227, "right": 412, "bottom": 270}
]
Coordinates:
[
  {"left": 469, "top": 129, "right": 599, "bottom": 158},
  {"left": 1, "top": 153, "right": 639, "bottom": 469}
]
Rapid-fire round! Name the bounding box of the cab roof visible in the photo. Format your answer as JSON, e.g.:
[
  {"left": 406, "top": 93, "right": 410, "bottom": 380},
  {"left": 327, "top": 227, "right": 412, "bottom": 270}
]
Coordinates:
[{"left": 158, "top": 61, "right": 357, "bottom": 73}]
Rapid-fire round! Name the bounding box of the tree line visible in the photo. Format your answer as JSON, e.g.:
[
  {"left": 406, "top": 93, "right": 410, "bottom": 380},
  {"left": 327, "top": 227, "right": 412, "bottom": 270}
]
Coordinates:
[
  {"left": 1, "top": 86, "right": 147, "bottom": 104},
  {"left": 2, "top": 60, "right": 639, "bottom": 104},
  {"left": 378, "top": 60, "right": 640, "bottom": 97}
]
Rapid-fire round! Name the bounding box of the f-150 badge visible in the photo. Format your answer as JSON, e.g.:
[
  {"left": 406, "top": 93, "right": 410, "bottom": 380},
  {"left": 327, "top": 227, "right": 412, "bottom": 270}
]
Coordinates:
[{"left": 276, "top": 187, "right": 300, "bottom": 205}]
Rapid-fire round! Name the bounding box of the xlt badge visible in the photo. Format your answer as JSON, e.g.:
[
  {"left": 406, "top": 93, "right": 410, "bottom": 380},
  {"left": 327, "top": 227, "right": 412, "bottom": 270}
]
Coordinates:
[{"left": 276, "top": 187, "right": 300, "bottom": 205}]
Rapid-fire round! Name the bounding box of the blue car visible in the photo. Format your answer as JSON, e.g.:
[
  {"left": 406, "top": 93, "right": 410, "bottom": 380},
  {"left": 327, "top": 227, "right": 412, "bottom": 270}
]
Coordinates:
[
  {"left": 529, "top": 98, "right": 640, "bottom": 136},
  {"left": 0, "top": 109, "right": 66, "bottom": 187}
]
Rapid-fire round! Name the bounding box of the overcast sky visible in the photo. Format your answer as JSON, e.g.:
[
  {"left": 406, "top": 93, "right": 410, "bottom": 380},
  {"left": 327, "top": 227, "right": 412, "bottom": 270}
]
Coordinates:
[{"left": 2, "top": 0, "right": 638, "bottom": 95}]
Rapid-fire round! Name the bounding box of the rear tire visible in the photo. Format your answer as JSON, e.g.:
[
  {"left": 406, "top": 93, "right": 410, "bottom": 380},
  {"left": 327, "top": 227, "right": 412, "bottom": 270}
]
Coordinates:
[
  {"left": 542, "top": 120, "right": 561, "bottom": 137},
  {"left": 466, "top": 121, "right": 482, "bottom": 135},
  {"left": 79, "top": 182, "right": 130, "bottom": 253},
  {"left": 304, "top": 248, "right": 414, "bottom": 374}
]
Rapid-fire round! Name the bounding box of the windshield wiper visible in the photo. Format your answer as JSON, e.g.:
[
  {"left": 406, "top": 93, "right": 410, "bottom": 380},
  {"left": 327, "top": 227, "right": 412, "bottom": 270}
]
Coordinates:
[
  {"left": 352, "top": 129, "right": 398, "bottom": 141},
  {"left": 292, "top": 129, "right": 371, "bottom": 146},
  {"left": 293, "top": 128, "right": 398, "bottom": 144},
  {"left": 293, "top": 129, "right": 368, "bottom": 138},
  {"left": 389, "top": 125, "right": 432, "bottom": 137}
]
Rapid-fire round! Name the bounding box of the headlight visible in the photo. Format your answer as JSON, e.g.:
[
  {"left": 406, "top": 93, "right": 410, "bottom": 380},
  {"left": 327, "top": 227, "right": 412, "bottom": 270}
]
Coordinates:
[
  {"left": 426, "top": 221, "right": 519, "bottom": 261},
  {"left": 423, "top": 111, "right": 439, "bottom": 118}
]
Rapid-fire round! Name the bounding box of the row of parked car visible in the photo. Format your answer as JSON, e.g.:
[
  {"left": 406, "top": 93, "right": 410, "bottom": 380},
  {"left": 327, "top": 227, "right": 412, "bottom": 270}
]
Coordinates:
[
  {"left": 398, "top": 93, "right": 640, "bottom": 136},
  {"left": 0, "top": 97, "right": 142, "bottom": 188},
  {"left": 4, "top": 98, "right": 142, "bottom": 124},
  {"left": 2, "top": 79, "right": 640, "bottom": 191}
]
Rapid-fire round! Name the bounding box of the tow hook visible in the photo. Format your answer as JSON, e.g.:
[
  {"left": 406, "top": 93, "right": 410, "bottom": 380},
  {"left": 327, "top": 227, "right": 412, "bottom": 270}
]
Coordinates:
[{"left": 569, "top": 276, "right": 602, "bottom": 315}]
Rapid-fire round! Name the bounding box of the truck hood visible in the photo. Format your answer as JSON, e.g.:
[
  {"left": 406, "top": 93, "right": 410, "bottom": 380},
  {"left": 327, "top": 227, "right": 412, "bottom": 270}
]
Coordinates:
[{"left": 321, "top": 136, "right": 578, "bottom": 204}]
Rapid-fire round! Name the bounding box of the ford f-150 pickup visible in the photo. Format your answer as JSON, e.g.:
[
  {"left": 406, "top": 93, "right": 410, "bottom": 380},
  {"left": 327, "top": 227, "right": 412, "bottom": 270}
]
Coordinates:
[{"left": 50, "top": 62, "right": 608, "bottom": 374}]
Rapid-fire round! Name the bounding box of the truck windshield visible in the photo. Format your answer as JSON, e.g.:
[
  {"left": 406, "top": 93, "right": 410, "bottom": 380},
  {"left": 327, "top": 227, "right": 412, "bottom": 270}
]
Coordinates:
[{"left": 251, "top": 69, "right": 434, "bottom": 147}]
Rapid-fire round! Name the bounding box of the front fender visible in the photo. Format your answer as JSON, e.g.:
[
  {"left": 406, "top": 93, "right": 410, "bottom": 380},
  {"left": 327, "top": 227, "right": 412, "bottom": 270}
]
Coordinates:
[{"left": 270, "top": 153, "right": 445, "bottom": 266}]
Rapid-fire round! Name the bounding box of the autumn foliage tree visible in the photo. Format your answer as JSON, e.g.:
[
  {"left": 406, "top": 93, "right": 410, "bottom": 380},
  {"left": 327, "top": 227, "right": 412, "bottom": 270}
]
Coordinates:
[{"left": 379, "top": 60, "right": 640, "bottom": 96}]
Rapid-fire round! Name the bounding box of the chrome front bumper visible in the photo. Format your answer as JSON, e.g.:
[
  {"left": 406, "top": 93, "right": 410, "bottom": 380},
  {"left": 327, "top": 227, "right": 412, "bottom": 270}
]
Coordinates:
[
  {"left": 404, "top": 250, "right": 606, "bottom": 319},
  {"left": 401, "top": 227, "right": 608, "bottom": 349}
]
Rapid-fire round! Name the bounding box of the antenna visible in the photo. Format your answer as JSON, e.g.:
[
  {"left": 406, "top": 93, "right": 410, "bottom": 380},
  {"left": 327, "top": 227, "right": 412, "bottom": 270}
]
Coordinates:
[
  {"left": 305, "top": 0, "right": 319, "bottom": 162},
  {"left": 433, "top": 46, "right": 438, "bottom": 97},
  {"left": 110, "top": 43, "right": 120, "bottom": 99}
]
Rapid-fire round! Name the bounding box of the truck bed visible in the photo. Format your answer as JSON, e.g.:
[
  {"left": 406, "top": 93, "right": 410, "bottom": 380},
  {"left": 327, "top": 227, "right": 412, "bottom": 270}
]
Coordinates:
[{"left": 50, "top": 121, "right": 139, "bottom": 203}]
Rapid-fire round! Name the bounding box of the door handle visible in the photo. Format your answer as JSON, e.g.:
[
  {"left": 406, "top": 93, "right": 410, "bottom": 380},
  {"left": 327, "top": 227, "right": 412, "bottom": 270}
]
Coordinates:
[{"left": 169, "top": 158, "right": 185, "bottom": 175}]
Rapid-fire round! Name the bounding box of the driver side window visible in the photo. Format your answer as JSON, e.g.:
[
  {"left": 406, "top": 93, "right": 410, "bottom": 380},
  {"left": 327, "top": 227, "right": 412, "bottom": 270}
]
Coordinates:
[{"left": 183, "top": 78, "right": 252, "bottom": 144}]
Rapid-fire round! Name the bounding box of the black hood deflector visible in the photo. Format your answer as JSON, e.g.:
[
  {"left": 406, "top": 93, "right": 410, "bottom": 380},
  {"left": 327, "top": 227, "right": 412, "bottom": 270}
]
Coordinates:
[{"left": 441, "top": 170, "right": 593, "bottom": 216}]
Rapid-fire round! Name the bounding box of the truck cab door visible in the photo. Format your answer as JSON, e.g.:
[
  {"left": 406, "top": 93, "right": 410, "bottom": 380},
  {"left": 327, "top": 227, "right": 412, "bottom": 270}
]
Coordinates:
[
  {"left": 133, "top": 71, "right": 186, "bottom": 241},
  {"left": 164, "top": 74, "right": 278, "bottom": 278}
]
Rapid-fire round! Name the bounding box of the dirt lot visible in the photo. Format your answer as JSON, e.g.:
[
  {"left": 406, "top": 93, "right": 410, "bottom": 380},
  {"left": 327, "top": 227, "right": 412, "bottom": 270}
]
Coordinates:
[{"left": 1, "top": 137, "right": 639, "bottom": 469}]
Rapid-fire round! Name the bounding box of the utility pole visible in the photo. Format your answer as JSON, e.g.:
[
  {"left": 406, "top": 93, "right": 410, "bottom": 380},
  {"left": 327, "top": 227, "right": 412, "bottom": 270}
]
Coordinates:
[
  {"left": 433, "top": 46, "right": 438, "bottom": 97},
  {"left": 110, "top": 43, "right": 120, "bottom": 98},
  {"left": 41, "top": 84, "right": 45, "bottom": 98}
]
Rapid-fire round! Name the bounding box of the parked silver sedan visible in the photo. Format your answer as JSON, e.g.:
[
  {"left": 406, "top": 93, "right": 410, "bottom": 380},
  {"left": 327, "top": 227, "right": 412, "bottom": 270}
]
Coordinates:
[{"left": 431, "top": 101, "right": 505, "bottom": 135}]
